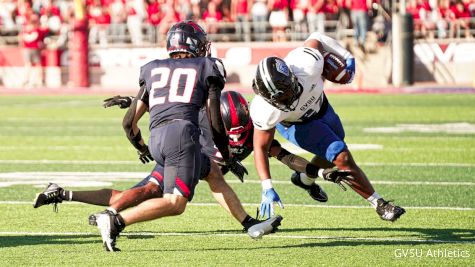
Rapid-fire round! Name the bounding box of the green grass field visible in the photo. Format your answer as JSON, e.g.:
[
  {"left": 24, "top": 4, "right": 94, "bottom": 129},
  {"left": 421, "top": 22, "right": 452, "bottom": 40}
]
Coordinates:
[{"left": 0, "top": 94, "right": 474, "bottom": 266}]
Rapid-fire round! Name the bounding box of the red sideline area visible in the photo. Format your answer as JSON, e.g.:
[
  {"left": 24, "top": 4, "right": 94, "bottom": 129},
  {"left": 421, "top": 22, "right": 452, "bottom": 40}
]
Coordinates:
[{"left": 1, "top": 83, "right": 475, "bottom": 96}]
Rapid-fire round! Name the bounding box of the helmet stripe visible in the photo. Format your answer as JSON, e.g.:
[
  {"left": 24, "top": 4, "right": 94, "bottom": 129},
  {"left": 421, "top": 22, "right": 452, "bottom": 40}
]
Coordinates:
[
  {"left": 228, "top": 92, "right": 239, "bottom": 128},
  {"left": 262, "top": 57, "right": 278, "bottom": 94},
  {"left": 258, "top": 58, "right": 277, "bottom": 95}
]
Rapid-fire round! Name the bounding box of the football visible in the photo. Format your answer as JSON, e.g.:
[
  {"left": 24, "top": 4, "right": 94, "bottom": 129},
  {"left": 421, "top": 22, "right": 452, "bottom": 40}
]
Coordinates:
[{"left": 322, "top": 52, "right": 351, "bottom": 84}]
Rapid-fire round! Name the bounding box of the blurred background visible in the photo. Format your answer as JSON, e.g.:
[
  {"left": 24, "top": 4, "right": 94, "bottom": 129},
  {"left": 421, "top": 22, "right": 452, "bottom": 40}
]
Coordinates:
[{"left": 0, "top": 0, "right": 474, "bottom": 92}]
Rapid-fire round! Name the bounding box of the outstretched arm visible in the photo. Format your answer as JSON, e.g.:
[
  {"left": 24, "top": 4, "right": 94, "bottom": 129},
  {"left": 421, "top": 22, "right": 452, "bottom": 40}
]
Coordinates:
[
  {"left": 268, "top": 139, "right": 354, "bottom": 188},
  {"left": 122, "top": 83, "right": 153, "bottom": 164},
  {"left": 254, "top": 127, "right": 284, "bottom": 219}
]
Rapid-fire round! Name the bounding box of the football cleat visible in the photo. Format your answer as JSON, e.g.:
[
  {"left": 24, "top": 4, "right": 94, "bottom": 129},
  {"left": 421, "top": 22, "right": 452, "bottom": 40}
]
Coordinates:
[
  {"left": 376, "top": 199, "right": 406, "bottom": 222},
  {"left": 33, "top": 183, "right": 63, "bottom": 212},
  {"left": 291, "top": 172, "right": 328, "bottom": 202},
  {"left": 247, "top": 215, "right": 283, "bottom": 240},
  {"left": 95, "top": 210, "right": 123, "bottom": 252}
]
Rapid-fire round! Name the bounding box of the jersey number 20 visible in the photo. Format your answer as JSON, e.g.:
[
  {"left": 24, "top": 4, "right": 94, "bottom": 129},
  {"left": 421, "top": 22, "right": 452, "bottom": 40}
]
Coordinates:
[{"left": 149, "top": 67, "right": 197, "bottom": 107}]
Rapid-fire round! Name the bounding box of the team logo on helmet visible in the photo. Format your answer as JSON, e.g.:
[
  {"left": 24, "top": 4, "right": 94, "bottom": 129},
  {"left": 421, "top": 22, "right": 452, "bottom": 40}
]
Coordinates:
[{"left": 275, "top": 59, "right": 290, "bottom": 76}]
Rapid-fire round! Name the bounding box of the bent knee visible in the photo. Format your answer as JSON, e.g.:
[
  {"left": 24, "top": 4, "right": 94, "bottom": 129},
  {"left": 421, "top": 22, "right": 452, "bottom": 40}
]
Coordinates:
[
  {"left": 164, "top": 194, "right": 187, "bottom": 215},
  {"left": 333, "top": 149, "right": 356, "bottom": 169}
]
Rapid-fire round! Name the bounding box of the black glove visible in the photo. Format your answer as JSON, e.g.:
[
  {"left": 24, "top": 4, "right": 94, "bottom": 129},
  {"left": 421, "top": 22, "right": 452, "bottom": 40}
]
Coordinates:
[
  {"left": 137, "top": 145, "right": 154, "bottom": 164},
  {"left": 103, "top": 96, "right": 134, "bottom": 109},
  {"left": 321, "top": 167, "right": 354, "bottom": 191},
  {"left": 225, "top": 157, "right": 248, "bottom": 182}
]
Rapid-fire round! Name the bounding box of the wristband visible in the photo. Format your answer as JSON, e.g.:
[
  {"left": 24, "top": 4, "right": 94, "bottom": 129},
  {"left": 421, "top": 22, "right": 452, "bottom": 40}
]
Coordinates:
[
  {"left": 318, "top": 169, "right": 324, "bottom": 179},
  {"left": 261, "top": 179, "right": 273, "bottom": 190}
]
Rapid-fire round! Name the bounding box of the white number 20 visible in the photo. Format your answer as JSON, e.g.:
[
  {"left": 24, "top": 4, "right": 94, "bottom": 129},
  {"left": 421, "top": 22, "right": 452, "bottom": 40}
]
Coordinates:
[{"left": 149, "top": 67, "right": 197, "bottom": 107}]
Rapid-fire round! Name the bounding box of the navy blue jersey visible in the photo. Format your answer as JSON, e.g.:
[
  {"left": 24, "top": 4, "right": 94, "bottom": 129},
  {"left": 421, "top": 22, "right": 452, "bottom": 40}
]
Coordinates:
[{"left": 139, "top": 57, "right": 226, "bottom": 129}]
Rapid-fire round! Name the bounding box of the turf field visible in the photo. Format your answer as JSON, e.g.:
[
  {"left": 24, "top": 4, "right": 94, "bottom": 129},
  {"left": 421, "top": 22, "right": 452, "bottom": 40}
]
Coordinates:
[{"left": 0, "top": 93, "right": 474, "bottom": 266}]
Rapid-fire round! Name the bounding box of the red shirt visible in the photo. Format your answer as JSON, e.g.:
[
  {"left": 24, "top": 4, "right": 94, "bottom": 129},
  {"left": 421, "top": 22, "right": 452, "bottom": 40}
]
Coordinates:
[
  {"left": 451, "top": 3, "right": 471, "bottom": 18},
  {"left": 147, "top": 3, "right": 161, "bottom": 25},
  {"left": 350, "top": 0, "right": 368, "bottom": 11},
  {"left": 203, "top": 11, "right": 223, "bottom": 21},
  {"left": 235, "top": 0, "right": 249, "bottom": 14},
  {"left": 21, "top": 27, "right": 45, "bottom": 49}
]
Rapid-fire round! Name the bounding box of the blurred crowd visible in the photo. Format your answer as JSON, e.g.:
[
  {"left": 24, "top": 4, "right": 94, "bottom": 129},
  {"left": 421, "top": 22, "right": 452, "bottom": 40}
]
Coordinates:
[{"left": 0, "top": 0, "right": 474, "bottom": 49}]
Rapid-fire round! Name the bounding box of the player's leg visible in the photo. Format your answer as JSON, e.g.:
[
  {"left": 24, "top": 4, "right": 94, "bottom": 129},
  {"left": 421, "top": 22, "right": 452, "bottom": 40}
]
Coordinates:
[
  {"left": 203, "top": 160, "right": 283, "bottom": 238},
  {"left": 277, "top": 104, "right": 405, "bottom": 221},
  {"left": 34, "top": 170, "right": 163, "bottom": 211},
  {"left": 94, "top": 121, "right": 201, "bottom": 251},
  {"left": 33, "top": 182, "right": 123, "bottom": 210}
]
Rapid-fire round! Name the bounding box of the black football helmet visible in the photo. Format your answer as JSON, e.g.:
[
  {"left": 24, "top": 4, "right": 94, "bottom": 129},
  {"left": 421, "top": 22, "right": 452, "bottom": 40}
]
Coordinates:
[
  {"left": 166, "top": 20, "right": 210, "bottom": 57},
  {"left": 252, "top": 57, "right": 302, "bottom": 111},
  {"left": 220, "top": 91, "right": 253, "bottom": 148}
]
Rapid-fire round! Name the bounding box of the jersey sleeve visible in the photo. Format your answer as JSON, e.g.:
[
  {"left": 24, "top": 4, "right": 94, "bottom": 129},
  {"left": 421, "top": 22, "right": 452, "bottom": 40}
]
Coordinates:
[
  {"left": 306, "top": 32, "right": 353, "bottom": 59},
  {"left": 138, "top": 65, "right": 150, "bottom": 106},
  {"left": 250, "top": 96, "right": 286, "bottom": 130},
  {"left": 285, "top": 47, "right": 324, "bottom": 79},
  {"left": 204, "top": 57, "right": 226, "bottom": 89}
]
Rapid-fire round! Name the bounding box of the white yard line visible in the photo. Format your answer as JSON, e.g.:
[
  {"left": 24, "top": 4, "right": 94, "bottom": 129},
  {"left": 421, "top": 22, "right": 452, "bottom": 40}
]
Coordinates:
[
  {"left": 1, "top": 201, "right": 474, "bottom": 211},
  {"left": 0, "top": 159, "right": 474, "bottom": 167},
  {"left": 0, "top": 172, "right": 473, "bottom": 188},
  {"left": 0, "top": 231, "right": 473, "bottom": 244}
]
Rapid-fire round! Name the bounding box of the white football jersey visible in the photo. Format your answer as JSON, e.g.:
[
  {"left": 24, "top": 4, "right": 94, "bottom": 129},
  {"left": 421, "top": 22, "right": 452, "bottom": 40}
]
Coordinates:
[{"left": 250, "top": 47, "right": 326, "bottom": 130}]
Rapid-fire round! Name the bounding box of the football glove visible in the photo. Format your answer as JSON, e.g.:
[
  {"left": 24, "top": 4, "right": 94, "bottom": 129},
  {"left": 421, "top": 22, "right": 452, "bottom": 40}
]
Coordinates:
[
  {"left": 137, "top": 145, "right": 154, "bottom": 164},
  {"left": 103, "top": 96, "right": 134, "bottom": 109},
  {"left": 345, "top": 57, "right": 355, "bottom": 83},
  {"left": 320, "top": 167, "right": 354, "bottom": 191},
  {"left": 225, "top": 157, "right": 248, "bottom": 182},
  {"left": 259, "top": 188, "right": 284, "bottom": 220}
]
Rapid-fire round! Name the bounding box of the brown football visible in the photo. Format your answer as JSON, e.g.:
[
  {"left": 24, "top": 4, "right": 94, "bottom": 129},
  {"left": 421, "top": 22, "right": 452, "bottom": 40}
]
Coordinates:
[{"left": 322, "top": 52, "right": 351, "bottom": 84}]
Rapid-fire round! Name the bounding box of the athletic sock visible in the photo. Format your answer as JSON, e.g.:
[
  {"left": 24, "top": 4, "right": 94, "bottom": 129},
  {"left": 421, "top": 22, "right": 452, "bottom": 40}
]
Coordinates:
[
  {"left": 300, "top": 173, "right": 316, "bottom": 186},
  {"left": 61, "top": 190, "right": 72, "bottom": 201},
  {"left": 67, "top": 189, "right": 113, "bottom": 206},
  {"left": 367, "top": 192, "right": 382, "bottom": 208},
  {"left": 241, "top": 215, "right": 259, "bottom": 230}
]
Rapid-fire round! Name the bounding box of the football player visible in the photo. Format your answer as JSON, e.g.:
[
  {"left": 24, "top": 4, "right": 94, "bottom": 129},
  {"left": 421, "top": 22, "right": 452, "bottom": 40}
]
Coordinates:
[
  {"left": 250, "top": 32, "right": 406, "bottom": 221},
  {"left": 93, "top": 20, "right": 255, "bottom": 251}
]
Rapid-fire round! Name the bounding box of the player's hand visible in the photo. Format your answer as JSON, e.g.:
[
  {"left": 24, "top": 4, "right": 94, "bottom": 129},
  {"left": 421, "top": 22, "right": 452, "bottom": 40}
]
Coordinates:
[
  {"left": 137, "top": 145, "right": 154, "bottom": 164},
  {"left": 103, "top": 96, "right": 134, "bottom": 109},
  {"left": 321, "top": 167, "right": 354, "bottom": 191},
  {"left": 345, "top": 57, "right": 355, "bottom": 83},
  {"left": 259, "top": 188, "right": 284, "bottom": 219},
  {"left": 225, "top": 157, "right": 248, "bottom": 182}
]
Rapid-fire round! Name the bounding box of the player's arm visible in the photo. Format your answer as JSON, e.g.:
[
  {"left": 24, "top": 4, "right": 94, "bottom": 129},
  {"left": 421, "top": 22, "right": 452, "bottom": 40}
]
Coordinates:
[
  {"left": 122, "top": 79, "right": 153, "bottom": 164},
  {"left": 254, "top": 127, "right": 284, "bottom": 218},
  {"left": 268, "top": 139, "right": 354, "bottom": 186},
  {"left": 305, "top": 32, "right": 355, "bottom": 82}
]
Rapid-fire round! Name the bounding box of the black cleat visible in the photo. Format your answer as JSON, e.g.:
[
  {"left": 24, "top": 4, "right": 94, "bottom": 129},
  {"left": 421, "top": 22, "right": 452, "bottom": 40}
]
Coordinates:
[
  {"left": 33, "top": 183, "right": 63, "bottom": 212},
  {"left": 376, "top": 199, "right": 406, "bottom": 222},
  {"left": 291, "top": 172, "right": 328, "bottom": 202},
  {"left": 95, "top": 210, "right": 123, "bottom": 252},
  {"left": 247, "top": 215, "right": 283, "bottom": 240}
]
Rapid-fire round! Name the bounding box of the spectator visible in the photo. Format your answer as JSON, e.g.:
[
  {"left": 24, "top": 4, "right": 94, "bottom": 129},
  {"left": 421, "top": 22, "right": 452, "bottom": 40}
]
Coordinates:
[
  {"left": 187, "top": 0, "right": 202, "bottom": 20},
  {"left": 109, "top": 0, "right": 127, "bottom": 43},
  {"left": 350, "top": 0, "right": 371, "bottom": 52},
  {"left": 19, "top": 14, "right": 46, "bottom": 87},
  {"left": 291, "top": 0, "right": 308, "bottom": 39},
  {"left": 39, "top": 0, "right": 62, "bottom": 35},
  {"left": 126, "top": 0, "right": 145, "bottom": 45},
  {"left": 146, "top": 0, "right": 161, "bottom": 43},
  {"left": 15, "top": 0, "right": 34, "bottom": 27},
  {"left": 268, "top": 0, "right": 288, "bottom": 41},
  {"left": 449, "top": 0, "right": 472, "bottom": 38},
  {"left": 0, "top": 0, "right": 17, "bottom": 35},
  {"left": 251, "top": 0, "right": 268, "bottom": 41},
  {"left": 307, "top": 0, "right": 325, "bottom": 34},
  {"left": 157, "top": 0, "right": 179, "bottom": 43},
  {"left": 203, "top": 0, "right": 223, "bottom": 34},
  {"left": 437, "top": 0, "right": 451, "bottom": 38},
  {"left": 231, "top": 0, "right": 251, "bottom": 41},
  {"left": 88, "top": 0, "right": 111, "bottom": 46}
]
